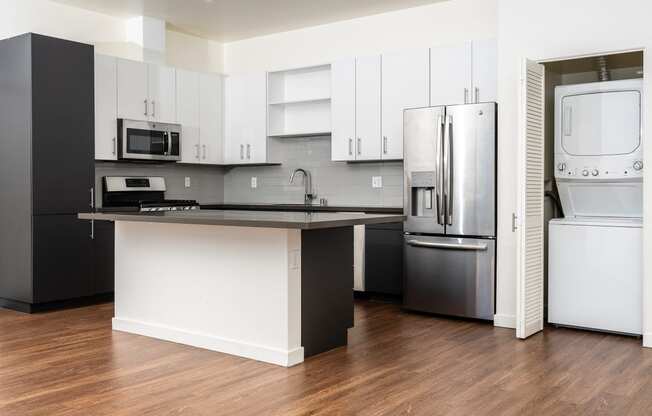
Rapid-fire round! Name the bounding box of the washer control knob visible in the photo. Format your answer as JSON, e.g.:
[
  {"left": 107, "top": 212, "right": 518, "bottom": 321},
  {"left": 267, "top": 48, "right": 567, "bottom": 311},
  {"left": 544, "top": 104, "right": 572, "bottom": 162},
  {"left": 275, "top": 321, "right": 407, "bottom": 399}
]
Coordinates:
[
  {"left": 582, "top": 169, "right": 589, "bottom": 177},
  {"left": 591, "top": 169, "right": 599, "bottom": 176},
  {"left": 633, "top": 160, "right": 643, "bottom": 171},
  {"left": 557, "top": 163, "right": 566, "bottom": 172}
]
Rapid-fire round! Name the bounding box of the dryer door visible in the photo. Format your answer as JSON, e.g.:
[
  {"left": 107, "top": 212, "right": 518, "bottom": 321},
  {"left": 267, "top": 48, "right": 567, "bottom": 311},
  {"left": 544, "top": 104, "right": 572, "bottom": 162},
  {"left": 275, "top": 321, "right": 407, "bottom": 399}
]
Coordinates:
[{"left": 561, "top": 90, "right": 641, "bottom": 156}]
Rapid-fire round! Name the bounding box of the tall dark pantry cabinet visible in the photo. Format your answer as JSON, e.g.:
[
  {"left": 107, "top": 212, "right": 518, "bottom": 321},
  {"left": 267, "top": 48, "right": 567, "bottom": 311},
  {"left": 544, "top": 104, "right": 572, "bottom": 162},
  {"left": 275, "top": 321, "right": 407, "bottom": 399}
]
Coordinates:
[{"left": 0, "top": 33, "right": 113, "bottom": 313}]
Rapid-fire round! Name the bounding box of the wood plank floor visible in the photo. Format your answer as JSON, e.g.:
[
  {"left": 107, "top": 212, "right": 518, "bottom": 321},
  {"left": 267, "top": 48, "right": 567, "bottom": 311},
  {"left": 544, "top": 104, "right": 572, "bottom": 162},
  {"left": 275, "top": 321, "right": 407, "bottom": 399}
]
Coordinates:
[{"left": 1, "top": 300, "right": 652, "bottom": 415}]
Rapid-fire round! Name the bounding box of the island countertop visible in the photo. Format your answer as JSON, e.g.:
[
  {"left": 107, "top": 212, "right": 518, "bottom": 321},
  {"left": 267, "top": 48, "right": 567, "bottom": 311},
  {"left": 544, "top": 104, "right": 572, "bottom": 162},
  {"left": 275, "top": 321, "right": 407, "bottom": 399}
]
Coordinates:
[{"left": 79, "top": 210, "right": 406, "bottom": 230}]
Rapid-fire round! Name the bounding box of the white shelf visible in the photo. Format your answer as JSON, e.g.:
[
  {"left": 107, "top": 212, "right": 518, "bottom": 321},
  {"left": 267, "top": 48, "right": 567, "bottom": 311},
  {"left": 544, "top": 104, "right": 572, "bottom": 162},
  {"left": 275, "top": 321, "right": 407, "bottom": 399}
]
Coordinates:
[
  {"left": 268, "top": 97, "right": 331, "bottom": 106},
  {"left": 267, "top": 64, "right": 332, "bottom": 140},
  {"left": 268, "top": 130, "right": 331, "bottom": 138}
]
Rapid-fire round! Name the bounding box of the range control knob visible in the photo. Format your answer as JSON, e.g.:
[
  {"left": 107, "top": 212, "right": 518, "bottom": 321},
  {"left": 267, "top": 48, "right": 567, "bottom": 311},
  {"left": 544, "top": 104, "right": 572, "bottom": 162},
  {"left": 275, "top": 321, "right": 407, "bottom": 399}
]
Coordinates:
[
  {"left": 591, "top": 169, "right": 599, "bottom": 176},
  {"left": 557, "top": 163, "right": 566, "bottom": 172},
  {"left": 633, "top": 160, "right": 643, "bottom": 171},
  {"left": 582, "top": 169, "right": 589, "bottom": 177}
]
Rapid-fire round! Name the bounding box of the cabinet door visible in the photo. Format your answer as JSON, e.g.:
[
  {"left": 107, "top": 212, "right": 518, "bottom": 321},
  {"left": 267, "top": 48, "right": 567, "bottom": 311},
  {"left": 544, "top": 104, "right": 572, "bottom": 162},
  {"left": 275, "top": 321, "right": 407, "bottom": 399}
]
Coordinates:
[
  {"left": 92, "top": 220, "right": 114, "bottom": 294},
  {"left": 430, "top": 41, "right": 472, "bottom": 106},
  {"left": 176, "top": 69, "right": 201, "bottom": 163},
  {"left": 31, "top": 35, "right": 94, "bottom": 215},
  {"left": 94, "top": 54, "right": 117, "bottom": 160},
  {"left": 33, "top": 215, "right": 93, "bottom": 303},
  {"left": 381, "top": 49, "right": 429, "bottom": 160},
  {"left": 224, "top": 75, "right": 244, "bottom": 164},
  {"left": 244, "top": 72, "right": 268, "bottom": 163},
  {"left": 331, "top": 58, "right": 356, "bottom": 161},
  {"left": 472, "top": 38, "right": 498, "bottom": 103},
  {"left": 200, "top": 73, "right": 224, "bottom": 165},
  {"left": 117, "top": 58, "right": 149, "bottom": 120},
  {"left": 148, "top": 64, "right": 176, "bottom": 123},
  {"left": 355, "top": 55, "right": 382, "bottom": 160},
  {"left": 365, "top": 225, "right": 404, "bottom": 295}
]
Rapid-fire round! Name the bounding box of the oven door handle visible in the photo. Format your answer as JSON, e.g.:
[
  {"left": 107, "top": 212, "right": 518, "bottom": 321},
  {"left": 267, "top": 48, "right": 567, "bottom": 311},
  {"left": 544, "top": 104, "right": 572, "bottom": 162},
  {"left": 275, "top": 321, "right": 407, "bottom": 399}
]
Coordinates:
[{"left": 406, "top": 239, "right": 487, "bottom": 251}]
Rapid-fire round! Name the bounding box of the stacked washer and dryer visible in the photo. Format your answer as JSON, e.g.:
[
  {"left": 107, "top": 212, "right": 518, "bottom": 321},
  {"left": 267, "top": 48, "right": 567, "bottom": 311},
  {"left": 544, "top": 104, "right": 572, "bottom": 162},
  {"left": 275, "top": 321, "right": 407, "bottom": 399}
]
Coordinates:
[{"left": 549, "top": 79, "right": 644, "bottom": 335}]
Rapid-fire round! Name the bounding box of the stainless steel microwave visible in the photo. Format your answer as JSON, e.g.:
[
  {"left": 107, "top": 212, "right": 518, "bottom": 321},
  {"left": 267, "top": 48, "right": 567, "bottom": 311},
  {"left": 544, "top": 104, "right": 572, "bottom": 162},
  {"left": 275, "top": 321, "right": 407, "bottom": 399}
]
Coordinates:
[{"left": 118, "top": 119, "right": 181, "bottom": 162}]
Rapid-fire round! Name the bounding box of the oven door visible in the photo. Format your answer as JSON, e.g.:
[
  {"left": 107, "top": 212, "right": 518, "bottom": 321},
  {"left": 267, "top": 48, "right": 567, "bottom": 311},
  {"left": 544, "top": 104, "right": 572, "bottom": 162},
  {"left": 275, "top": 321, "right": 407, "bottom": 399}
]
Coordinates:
[{"left": 119, "top": 119, "right": 181, "bottom": 161}]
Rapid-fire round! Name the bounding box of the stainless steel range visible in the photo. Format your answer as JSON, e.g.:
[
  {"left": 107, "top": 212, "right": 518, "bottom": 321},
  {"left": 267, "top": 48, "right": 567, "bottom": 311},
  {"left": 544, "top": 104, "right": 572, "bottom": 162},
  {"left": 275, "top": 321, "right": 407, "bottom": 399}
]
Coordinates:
[
  {"left": 101, "top": 176, "right": 200, "bottom": 212},
  {"left": 403, "top": 103, "right": 497, "bottom": 320}
]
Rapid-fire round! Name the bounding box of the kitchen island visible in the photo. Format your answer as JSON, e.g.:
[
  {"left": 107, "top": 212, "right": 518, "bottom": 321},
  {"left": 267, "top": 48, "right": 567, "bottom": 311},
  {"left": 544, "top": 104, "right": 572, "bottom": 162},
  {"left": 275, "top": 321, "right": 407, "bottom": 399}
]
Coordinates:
[{"left": 79, "top": 210, "right": 405, "bottom": 367}]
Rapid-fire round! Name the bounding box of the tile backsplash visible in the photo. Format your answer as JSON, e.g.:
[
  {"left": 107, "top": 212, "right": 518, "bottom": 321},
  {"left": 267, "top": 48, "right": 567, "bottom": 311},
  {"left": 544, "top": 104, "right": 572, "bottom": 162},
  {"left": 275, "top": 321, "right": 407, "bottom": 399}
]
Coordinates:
[
  {"left": 224, "top": 136, "right": 404, "bottom": 207},
  {"left": 95, "top": 162, "right": 225, "bottom": 207}
]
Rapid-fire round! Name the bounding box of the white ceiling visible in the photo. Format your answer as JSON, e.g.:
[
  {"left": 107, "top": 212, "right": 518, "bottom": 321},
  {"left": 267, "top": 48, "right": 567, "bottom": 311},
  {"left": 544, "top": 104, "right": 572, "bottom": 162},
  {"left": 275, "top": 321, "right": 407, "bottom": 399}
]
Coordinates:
[{"left": 52, "top": 0, "right": 447, "bottom": 42}]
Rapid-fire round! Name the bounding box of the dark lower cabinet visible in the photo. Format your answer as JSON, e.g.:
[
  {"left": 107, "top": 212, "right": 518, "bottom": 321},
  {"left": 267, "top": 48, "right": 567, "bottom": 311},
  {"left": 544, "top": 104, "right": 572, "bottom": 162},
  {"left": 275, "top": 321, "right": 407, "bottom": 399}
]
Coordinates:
[
  {"left": 92, "top": 221, "right": 115, "bottom": 294},
  {"left": 364, "top": 223, "right": 404, "bottom": 296},
  {"left": 33, "top": 215, "right": 94, "bottom": 303}
]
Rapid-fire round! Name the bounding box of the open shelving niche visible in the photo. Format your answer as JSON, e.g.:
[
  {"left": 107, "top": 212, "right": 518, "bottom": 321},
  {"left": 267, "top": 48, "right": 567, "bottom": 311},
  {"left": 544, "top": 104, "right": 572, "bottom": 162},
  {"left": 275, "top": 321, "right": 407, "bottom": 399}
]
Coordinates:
[{"left": 267, "top": 64, "right": 332, "bottom": 138}]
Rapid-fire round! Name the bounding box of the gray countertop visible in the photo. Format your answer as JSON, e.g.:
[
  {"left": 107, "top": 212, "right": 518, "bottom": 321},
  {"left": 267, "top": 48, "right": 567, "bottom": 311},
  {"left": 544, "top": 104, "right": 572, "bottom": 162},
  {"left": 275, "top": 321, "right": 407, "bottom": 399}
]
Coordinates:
[{"left": 79, "top": 210, "right": 406, "bottom": 230}]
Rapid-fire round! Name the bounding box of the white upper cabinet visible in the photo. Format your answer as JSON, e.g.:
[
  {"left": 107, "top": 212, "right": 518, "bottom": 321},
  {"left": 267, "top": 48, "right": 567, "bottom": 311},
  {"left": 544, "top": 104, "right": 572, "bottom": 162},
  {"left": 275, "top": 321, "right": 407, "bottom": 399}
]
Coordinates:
[
  {"left": 116, "top": 58, "right": 176, "bottom": 122},
  {"left": 355, "top": 55, "right": 382, "bottom": 161},
  {"left": 430, "top": 41, "right": 472, "bottom": 106},
  {"left": 381, "top": 49, "right": 430, "bottom": 160},
  {"left": 176, "top": 69, "right": 201, "bottom": 164},
  {"left": 199, "top": 73, "right": 224, "bottom": 165},
  {"left": 225, "top": 72, "right": 267, "bottom": 164},
  {"left": 430, "top": 39, "right": 497, "bottom": 106},
  {"left": 94, "top": 54, "right": 118, "bottom": 161},
  {"left": 117, "top": 59, "right": 149, "bottom": 120},
  {"left": 148, "top": 64, "right": 176, "bottom": 123},
  {"left": 331, "top": 58, "right": 356, "bottom": 161},
  {"left": 472, "top": 38, "right": 498, "bottom": 103}
]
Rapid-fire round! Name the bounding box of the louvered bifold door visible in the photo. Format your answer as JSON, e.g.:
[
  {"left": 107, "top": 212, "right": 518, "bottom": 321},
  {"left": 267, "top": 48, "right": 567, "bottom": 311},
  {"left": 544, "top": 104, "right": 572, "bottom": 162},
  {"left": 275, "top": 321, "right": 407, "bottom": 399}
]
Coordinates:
[{"left": 516, "top": 59, "right": 545, "bottom": 339}]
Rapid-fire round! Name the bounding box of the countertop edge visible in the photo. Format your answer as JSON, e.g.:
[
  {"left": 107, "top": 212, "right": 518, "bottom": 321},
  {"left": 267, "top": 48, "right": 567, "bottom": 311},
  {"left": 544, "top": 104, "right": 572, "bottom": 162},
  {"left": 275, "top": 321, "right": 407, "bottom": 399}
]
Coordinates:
[{"left": 78, "top": 212, "right": 406, "bottom": 230}]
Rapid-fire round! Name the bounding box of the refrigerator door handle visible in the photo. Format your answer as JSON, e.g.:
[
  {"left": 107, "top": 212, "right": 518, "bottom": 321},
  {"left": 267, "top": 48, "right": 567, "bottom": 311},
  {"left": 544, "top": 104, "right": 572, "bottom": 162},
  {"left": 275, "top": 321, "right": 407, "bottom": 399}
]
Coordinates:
[
  {"left": 435, "top": 115, "right": 444, "bottom": 225},
  {"left": 406, "top": 239, "right": 487, "bottom": 251},
  {"left": 443, "top": 115, "right": 453, "bottom": 225}
]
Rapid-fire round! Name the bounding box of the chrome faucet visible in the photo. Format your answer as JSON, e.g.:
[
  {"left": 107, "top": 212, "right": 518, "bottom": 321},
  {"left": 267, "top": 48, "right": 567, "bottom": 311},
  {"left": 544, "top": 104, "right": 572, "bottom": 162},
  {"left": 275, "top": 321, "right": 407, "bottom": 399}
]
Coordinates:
[{"left": 289, "top": 168, "right": 315, "bottom": 205}]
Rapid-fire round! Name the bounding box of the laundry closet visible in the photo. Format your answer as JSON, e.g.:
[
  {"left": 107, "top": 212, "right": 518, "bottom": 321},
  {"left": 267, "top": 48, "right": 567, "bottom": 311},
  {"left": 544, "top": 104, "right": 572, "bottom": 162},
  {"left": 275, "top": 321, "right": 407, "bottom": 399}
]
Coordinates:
[{"left": 541, "top": 52, "right": 644, "bottom": 335}]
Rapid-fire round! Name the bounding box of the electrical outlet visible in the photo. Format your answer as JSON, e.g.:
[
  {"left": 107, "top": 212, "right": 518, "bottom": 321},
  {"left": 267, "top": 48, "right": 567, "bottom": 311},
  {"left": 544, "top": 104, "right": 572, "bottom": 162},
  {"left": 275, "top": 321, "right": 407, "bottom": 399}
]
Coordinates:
[
  {"left": 372, "top": 176, "right": 383, "bottom": 188},
  {"left": 184, "top": 177, "right": 191, "bottom": 188},
  {"left": 251, "top": 177, "right": 258, "bottom": 189}
]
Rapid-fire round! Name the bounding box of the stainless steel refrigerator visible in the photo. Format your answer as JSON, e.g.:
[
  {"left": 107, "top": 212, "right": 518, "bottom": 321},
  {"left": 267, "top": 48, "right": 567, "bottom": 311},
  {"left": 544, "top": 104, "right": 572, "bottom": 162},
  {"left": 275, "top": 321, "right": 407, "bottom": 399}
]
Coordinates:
[{"left": 403, "top": 103, "right": 496, "bottom": 320}]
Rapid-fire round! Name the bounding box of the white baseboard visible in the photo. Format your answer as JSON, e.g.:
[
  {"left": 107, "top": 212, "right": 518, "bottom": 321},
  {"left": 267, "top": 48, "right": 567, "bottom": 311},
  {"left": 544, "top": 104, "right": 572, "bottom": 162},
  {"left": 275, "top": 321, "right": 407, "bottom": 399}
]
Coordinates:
[
  {"left": 493, "top": 313, "right": 516, "bottom": 329},
  {"left": 113, "top": 318, "right": 304, "bottom": 367},
  {"left": 643, "top": 333, "right": 652, "bottom": 348}
]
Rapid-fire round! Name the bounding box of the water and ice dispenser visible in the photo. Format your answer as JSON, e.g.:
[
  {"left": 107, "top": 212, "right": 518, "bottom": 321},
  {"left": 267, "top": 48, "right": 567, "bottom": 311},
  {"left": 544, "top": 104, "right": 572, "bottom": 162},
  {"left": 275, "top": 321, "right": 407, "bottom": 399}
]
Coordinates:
[{"left": 409, "top": 171, "right": 436, "bottom": 218}]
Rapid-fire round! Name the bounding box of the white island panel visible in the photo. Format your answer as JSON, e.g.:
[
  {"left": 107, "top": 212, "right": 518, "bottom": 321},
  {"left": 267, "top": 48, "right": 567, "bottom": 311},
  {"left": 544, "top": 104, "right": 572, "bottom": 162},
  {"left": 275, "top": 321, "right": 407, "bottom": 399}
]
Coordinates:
[{"left": 113, "top": 221, "right": 303, "bottom": 366}]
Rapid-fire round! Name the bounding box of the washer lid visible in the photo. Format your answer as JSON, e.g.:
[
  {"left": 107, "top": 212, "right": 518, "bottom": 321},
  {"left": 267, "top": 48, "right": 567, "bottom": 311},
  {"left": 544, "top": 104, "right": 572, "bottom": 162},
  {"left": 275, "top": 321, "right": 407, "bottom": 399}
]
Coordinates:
[{"left": 561, "top": 90, "right": 641, "bottom": 157}]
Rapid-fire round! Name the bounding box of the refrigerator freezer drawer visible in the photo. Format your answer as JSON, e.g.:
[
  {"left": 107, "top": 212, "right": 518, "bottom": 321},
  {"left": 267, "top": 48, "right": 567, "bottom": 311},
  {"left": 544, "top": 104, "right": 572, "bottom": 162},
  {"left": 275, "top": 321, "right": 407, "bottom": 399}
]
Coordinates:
[{"left": 403, "top": 235, "right": 495, "bottom": 320}]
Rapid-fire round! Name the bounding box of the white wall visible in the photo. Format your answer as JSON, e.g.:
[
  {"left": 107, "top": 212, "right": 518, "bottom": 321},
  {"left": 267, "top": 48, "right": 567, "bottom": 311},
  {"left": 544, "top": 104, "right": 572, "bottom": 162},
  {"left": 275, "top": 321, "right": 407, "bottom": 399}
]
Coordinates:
[
  {"left": 0, "top": 0, "right": 224, "bottom": 72},
  {"left": 495, "top": 0, "right": 652, "bottom": 334},
  {"left": 224, "top": 0, "right": 497, "bottom": 74}
]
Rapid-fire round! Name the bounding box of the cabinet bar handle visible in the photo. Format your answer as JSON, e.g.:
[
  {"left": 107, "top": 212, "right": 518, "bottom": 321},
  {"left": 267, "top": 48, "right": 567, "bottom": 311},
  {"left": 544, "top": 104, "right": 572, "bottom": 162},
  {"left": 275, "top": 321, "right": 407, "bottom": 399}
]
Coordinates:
[
  {"left": 464, "top": 88, "right": 469, "bottom": 104},
  {"left": 348, "top": 138, "right": 353, "bottom": 156},
  {"left": 240, "top": 144, "right": 244, "bottom": 160},
  {"left": 112, "top": 137, "right": 116, "bottom": 155},
  {"left": 246, "top": 144, "right": 251, "bottom": 160},
  {"left": 90, "top": 187, "right": 94, "bottom": 208},
  {"left": 383, "top": 136, "right": 388, "bottom": 154},
  {"left": 357, "top": 138, "right": 361, "bottom": 155},
  {"left": 152, "top": 100, "right": 156, "bottom": 117},
  {"left": 195, "top": 144, "right": 200, "bottom": 159},
  {"left": 90, "top": 220, "right": 94, "bottom": 240},
  {"left": 202, "top": 144, "right": 207, "bottom": 160},
  {"left": 144, "top": 99, "right": 148, "bottom": 116},
  {"left": 475, "top": 87, "right": 479, "bottom": 103}
]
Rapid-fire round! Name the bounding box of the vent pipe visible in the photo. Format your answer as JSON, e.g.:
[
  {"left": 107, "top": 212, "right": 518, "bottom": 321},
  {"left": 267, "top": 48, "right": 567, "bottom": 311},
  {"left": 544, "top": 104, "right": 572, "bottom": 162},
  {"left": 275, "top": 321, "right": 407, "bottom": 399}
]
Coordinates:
[{"left": 596, "top": 56, "right": 610, "bottom": 81}]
